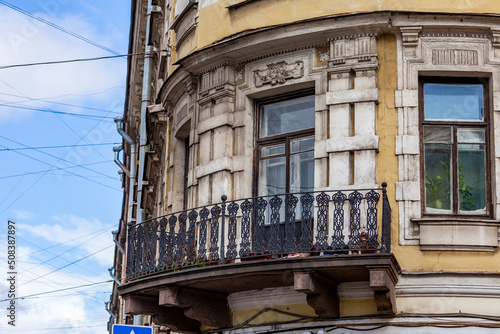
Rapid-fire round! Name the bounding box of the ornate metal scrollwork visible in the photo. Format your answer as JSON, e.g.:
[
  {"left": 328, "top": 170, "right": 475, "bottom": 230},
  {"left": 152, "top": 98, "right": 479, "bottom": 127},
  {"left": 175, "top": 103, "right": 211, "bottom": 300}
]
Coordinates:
[
  {"left": 146, "top": 220, "right": 159, "bottom": 274},
  {"left": 315, "top": 192, "right": 330, "bottom": 251},
  {"left": 177, "top": 212, "right": 187, "bottom": 267},
  {"left": 209, "top": 205, "right": 221, "bottom": 262},
  {"left": 186, "top": 210, "right": 198, "bottom": 265},
  {"left": 166, "top": 215, "right": 177, "bottom": 269},
  {"left": 268, "top": 196, "right": 283, "bottom": 255},
  {"left": 347, "top": 191, "right": 363, "bottom": 250},
  {"left": 331, "top": 191, "right": 347, "bottom": 250},
  {"left": 136, "top": 224, "right": 145, "bottom": 276},
  {"left": 157, "top": 218, "right": 168, "bottom": 271},
  {"left": 253, "top": 197, "right": 268, "bottom": 255},
  {"left": 283, "top": 194, "right": 298, "bottom": 254},
  {"left": 365, "top": 190, "right": 380, "bottom": 249},
  {"left": 226, "top": 201, "right": 239, "bottom": 260},
  {"left": 239, "top": 199, "right": 252, "bottom": 258},
  {"left": 299, "top": 193, "right": 314, "bottom": 252},
  {"left": 197, "top": 207, "right": 209, "bottom": 263}
]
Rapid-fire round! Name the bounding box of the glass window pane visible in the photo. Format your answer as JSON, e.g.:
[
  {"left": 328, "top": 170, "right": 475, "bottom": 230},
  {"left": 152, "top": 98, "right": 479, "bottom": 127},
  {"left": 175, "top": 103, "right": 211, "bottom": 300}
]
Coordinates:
[
  {"left": 458, "top": 144, "right": 487, "bottom": 214},
  {"left": 291, "top": 135, "right": 314, "bottom": 153},
  {"left": 290, "top": 150, "right": 314, "bottom": 194},
  {"left": 423, "top": 126, "right": 452, "bottom": 144},
  {"left": 424, "top": 83, "right": 484, "bottom": 122},
  {"left": 457, "top": 128, "right": 485, "bottom": 143},
  {"left": 260, "top": 95, "right": 315, "bottom": 137},
  {"left": 261, "top": 143, "right": 285, "bottom": 158},
  {"left": 259, "top": 156, "right": 286, "bottom": 196},
  {"left": 424, "top": 144, "right": 452, "bottom": 213}
]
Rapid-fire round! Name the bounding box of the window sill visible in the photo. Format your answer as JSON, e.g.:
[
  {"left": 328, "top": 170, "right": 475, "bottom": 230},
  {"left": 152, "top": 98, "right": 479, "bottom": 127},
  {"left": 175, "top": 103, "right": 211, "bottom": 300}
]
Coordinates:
[{"left": 412, "top": 218, "right": 500, "bottom": 252}]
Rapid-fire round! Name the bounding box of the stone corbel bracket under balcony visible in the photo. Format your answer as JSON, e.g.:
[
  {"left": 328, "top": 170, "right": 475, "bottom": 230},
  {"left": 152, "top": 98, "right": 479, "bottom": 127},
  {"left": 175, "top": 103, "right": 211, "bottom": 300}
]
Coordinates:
[{"left": 119, "top": 254, "right": 400, "bottom": 332}]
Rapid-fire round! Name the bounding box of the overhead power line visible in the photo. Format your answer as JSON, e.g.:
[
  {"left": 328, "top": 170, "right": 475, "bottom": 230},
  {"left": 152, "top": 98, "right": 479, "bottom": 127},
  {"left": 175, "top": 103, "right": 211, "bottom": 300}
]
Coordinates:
[
  {"left": 0, "top": 92, "right": 122, "bottom": 114},
  {"left": 0, "top": 142, "right": 120, "bottom": 152},
  {"left": 0, "top": 280, "right": 112, "bottom": 302},
  {"left": 0, "top": 53, "right": 147, "bottom": 70},
  {"left": 0, "top": 0, "right": 121, "bottom": 56},
  {"left": 0, "top": 160, "right": 111, "bottom": 180},
  {"left": 0, "top": 103, "right": 115, "bottom": 121}
]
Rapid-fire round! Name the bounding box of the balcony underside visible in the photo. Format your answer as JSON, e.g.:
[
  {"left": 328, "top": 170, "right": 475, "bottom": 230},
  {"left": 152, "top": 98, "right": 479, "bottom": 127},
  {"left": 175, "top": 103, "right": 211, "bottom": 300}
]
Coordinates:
[{"left": 119, "top": 254, "right": 400, "bottom": 333}]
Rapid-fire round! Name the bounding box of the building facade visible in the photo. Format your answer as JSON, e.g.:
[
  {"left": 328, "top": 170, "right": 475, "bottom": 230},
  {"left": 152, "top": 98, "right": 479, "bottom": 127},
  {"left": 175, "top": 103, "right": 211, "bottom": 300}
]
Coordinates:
[{"left": 109, "top": 0, "right": 500, "bottom": 332}]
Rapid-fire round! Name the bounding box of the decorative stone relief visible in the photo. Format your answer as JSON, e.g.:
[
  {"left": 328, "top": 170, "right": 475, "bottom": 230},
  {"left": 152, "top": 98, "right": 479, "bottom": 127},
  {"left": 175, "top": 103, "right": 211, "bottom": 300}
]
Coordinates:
[
  {"left": 254, "top": 61, "right": 304, "bottom": 87},
  {"left": 319, "top": 50, "right": 329, "bottom": 62},
  {"left": 328, "top": 33, "right": 378, "bottom": 66},
  {"left": 432, "top": 49, "right": 478, "bottom": 65},
  {"left": 199, "top": 62, "right": 235, "bottom": 100}
]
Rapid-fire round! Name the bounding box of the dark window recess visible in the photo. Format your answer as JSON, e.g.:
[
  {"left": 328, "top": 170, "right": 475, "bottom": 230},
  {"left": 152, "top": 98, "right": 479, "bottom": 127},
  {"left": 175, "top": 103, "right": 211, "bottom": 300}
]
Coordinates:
[{"left": 183, "top": 136, "right": 190, "bottom": 210}]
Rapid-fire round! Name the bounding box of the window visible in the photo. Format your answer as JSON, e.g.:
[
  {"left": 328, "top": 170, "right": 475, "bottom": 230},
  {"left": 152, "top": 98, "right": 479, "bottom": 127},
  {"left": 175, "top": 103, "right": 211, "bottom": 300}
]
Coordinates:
[
  {"left": 256, "top": 92, "right": 315, "bottom": 199},
  {"left": 420, "top": 77, "right": 490, "bottom": 216}
]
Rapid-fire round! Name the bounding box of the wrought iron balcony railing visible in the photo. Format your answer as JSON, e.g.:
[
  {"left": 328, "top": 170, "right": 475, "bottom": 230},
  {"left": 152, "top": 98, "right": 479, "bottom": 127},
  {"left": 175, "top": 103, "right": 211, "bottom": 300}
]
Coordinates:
[{"left": 126, "top": 183, "right": 391, "bottom": 281}]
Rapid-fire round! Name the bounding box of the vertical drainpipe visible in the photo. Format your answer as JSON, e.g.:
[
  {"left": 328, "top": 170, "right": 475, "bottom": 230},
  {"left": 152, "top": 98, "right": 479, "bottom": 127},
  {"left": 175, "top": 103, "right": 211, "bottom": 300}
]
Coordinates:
[{"left": 136, "top": 0, "right": 156, "bottom": 226}]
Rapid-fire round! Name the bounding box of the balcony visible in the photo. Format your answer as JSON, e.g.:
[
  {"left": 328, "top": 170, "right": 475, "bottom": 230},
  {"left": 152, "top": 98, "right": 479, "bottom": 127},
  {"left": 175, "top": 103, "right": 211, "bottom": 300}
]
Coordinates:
[{"left": 119, "top": 183, "right": 400, "bottom": 332}]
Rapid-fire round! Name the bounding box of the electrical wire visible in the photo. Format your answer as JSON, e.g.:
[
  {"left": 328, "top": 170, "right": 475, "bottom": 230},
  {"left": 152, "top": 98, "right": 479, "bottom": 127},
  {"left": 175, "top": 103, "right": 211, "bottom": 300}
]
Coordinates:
[
  {"left": 0, "top": 52, "right": 146, "bottom": 70},
  {"left": 0, "top": 103, "right": 115, "bottom": 121},
  {"left": 0, "top": 0, "right": 121, "bottom": 56},
  {"left": 0, "top": 92, "right": 122, "bottom": 114},
  {"left": 30, "top": 244, "right": 113, "bottom": 282},
  {"left": 0, "top": 136, "right": 118, "bottom": 181},
  {"left": 0, "top": 142, "right": 120, "bottom": 152},
  {"left": 0, "top": 160, "right": 111, "bottom": 179},
  {"left": 0, "top": 279, "right": 113, "bottom": 303}
]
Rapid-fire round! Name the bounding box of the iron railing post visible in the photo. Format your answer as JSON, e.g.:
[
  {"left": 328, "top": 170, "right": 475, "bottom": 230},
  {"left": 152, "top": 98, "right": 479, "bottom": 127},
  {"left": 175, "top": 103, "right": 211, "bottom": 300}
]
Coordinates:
[
  {"left": 381, "top": 182, "right": 391, "bottom": 253},
  {"left": 220, "top": 195, "right": 227, "bottom": 261}
]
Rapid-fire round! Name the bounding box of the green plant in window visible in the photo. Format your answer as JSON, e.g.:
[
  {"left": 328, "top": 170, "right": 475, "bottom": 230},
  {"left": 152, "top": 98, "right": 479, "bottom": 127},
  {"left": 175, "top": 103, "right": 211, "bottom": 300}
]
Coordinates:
[
  {"left": 458, "top": 164, "right": 476, "bottom": 211},
  {"left": 425, "top": 160, "right": 476, "bottom": 211},
  {"left": 425, "top": 160, "right": 451, "bottom": 209}
]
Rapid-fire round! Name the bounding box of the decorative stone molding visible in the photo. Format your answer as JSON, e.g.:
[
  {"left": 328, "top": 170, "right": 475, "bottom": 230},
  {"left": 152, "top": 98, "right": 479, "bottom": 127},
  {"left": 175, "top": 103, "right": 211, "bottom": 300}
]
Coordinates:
[
  {"left": 431, "top": 49, "right": 478, "bottom": 65},
  {"left": 253, "top": 61, "right": 304, "bottom": 87},
  {"left": 491, "top": 29, "right": 500, "bottom": 58},
  {"left": 415, "top": 218, "right": 500, "bottom": 252},
  {"left": 396, "top": 24, "right": 500, "bottom": 247},
  {"left": 328, "top": 33, "right": 378, "bottom": 66},
  {"left": 396, "top": 273, "right": 500, "bottom": 298},
  {"left": 400, "top": 27, "right": 421, "bottom": 57},
  {"left": 198, "top": 61, "right": 235, "bottom": 103}
]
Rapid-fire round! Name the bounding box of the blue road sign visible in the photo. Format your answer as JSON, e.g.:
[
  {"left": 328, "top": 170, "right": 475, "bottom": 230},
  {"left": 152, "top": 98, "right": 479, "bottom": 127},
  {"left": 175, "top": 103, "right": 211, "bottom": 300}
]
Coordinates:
[{"left": 112, "top": 324, "right": 153, "bottom": 334}]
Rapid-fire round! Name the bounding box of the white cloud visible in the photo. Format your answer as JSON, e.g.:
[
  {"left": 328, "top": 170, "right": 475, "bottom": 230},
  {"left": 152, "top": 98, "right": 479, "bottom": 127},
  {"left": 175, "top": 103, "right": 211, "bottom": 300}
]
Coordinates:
[
  {"left": 0, "top": 7, "right": 126, "bottom": 124},
  {"left": 18, "top": 214, "right": 115, "bottom": 267},
  {"left": 0, "top": 257, "right": 112, "bottom": 334},
  {"left": 13, "top": 209, "right": 35, "bottom": 220}
]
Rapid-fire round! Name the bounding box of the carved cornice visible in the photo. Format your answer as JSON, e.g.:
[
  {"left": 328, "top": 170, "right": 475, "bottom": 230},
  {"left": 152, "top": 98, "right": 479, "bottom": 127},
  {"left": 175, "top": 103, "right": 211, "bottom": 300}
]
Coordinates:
[{"left": 239, "top": 43, "right": 327, "bottom": 65}]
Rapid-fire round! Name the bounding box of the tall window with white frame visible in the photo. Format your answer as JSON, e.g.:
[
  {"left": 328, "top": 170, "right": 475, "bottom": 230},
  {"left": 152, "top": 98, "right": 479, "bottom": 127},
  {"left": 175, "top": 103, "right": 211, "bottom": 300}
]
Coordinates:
[
  {"left": 256, "top": 91, "right": 315, "bottom": 202},
  {"left": 420, "top": 77, "right": 490, "bottom": 216}
]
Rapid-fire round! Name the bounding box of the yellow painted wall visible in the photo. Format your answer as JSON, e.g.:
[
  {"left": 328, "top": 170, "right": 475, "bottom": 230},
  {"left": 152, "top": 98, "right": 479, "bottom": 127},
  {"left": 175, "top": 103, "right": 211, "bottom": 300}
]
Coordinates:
[
  {"left": 195, "top": 0, "right": 500, "bottom": 51},
  {"left": 376, "top": 34, "right": 500, "bottom": 273},
  {"left": 232, "top": 304, "right": 317, "bottom": 326},
  {"left": 231, "top": 299, "right": 379, "bottom": 326},
  {"left": 340, "top": 298, "right": 378, "bottom": 317}
]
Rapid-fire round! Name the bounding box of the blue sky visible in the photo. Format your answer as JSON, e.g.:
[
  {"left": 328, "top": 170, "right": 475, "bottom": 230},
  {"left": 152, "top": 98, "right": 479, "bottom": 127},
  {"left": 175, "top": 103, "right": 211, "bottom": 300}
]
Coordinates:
[{"left": 0, "top": 0, "right": 130, "bottom": 333}]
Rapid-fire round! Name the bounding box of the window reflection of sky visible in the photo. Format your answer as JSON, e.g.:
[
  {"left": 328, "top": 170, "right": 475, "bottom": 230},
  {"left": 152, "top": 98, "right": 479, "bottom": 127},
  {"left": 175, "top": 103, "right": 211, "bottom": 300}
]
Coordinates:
[{"left": 424, "top": 84, "right": 483, "bottom": 121}]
